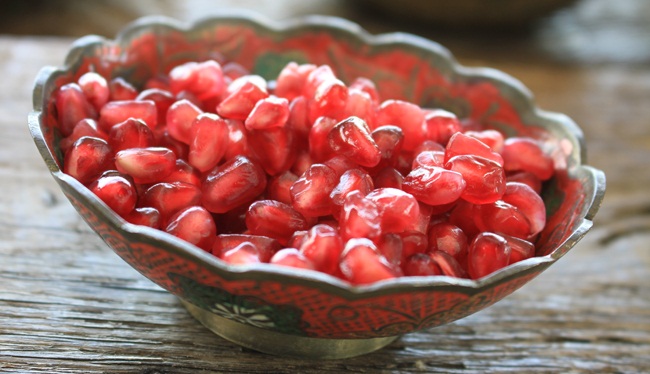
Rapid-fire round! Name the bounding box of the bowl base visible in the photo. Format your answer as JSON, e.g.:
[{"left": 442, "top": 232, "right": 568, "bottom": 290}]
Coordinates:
[{"left": 180, "top": 299, "right": 400, "bottom": 359}]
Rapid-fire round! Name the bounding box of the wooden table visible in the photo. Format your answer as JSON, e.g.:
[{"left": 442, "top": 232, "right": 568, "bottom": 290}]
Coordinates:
[{"left": 2, "top": 1, "right": 650, "bottom": 372}]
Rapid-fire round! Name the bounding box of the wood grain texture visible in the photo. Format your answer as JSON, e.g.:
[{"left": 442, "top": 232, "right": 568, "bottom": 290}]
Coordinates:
[{"left": 1, "top": 1, "right": 650, "bottom": 371}]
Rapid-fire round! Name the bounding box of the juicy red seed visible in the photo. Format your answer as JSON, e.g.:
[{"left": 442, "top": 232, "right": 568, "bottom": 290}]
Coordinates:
[
  {"left": 222, "top": 61, "right": 250, "bottom": 80},
  {"left": 78, "top": 72, "right": 109, "bottom": 111},
  {"left": 136, "top": 88, "right": 175, "bottom": 126},
  {"left": 114, "top": 147, "right": 176, "bottom": 184},
  {"left": 290, "top": 164, "right": 338, "bottom": 218},
  {"left": 445, "top": 132, "right": 503, "bottom": 166},
  {"left": 323, "top": 155, "right": 359, "bottom": 178},
  {"left": 63, "top": 136, "right": 113, "bottom": 185},
  {"left": 288, "top": 230, "right": 308, "bottom": 250},
  {"left": 349, "top": 76, "right": 380, "bottom": 104},
  {"left": 275, "top": 62, "right": 317, "bottom": 101},
  {"left": 309, "top": 116, "right": 338, "bottom": 162},
  {"left": 269, "top": 248, "right": 317, "bottom": 271},
  {"left": 427, "top": 222, "right": 468, "bottom": 266},
  {"left": 501, "top": 182, "right": 546, "bottom": 237},
  {"left": 220, "top": 242, "right": 262, "bottom": 265},
  {"left": 403, "top": 166, "right": 466, "bottom": 206},
  {"left": 373, "top": 167, "right": 404, "bottom": 189},
  {"left": 475, "top": 200, "right": 532, "bottom": 239},
  {"left": 448, "top": 200, "right": 480, "bottom": 240},
  {"left": 291, "top": 150, "right": 313, "bottom": 177},
  {"left": 376, "top": 100, "right": 425, "bottom": 151},
  {"left": 330, "top": 169, "right": 374, "bottom": 207},
  {"left": 299, "top": 224, "right": 344, "bottom": 275},
  {"left": 340, "top": 238, "right": 398, "bottom": 285},
  {"left": 159, "top": 159, "right": 201, "bottom": 186},
  {"left": 88, "top": 174, "right": 137, "bottom": 217},
  {"left": 366, "top": 188, "right": 421, "bottom": 234},
  {"left": 224, "top": 119, "right": 254, "bottom": 161},
  {"left": 465, "top": 129, "right": 505, "bottom": 153},
  {"left": 502, "top": 137, "right": 554, "bottom": 181},
  {"left": 166, "top": 99, "right": 203, "bottom": 144},
  {"left": 342, "top": 88, "right": 376, "bottom": 128},
  {"left": 202, "top": 155, "right": 267, "bottom": 213},
  {"left": 403, "top": 253, "right": 442, "bottom": 276},
  {"left": 414, "top": 140, "right": 446, "bottom": 154},
  {"left": 99, "top": 100, "right": 157, "bottom": 132},
  {"left": 467, "top": 232, "right": 511, "bottom": 279},
  {"left": 55, "top": 83, "right": 98, "bottom": 136},
  {"left": 267, "top": 171, "right": 298, "bottom": 205},
  {"left": 108, "top": 118, "right": 155, "bottom": 152},
  {"left": 339, "top": 190, "right": 382, "bottom": 241},
  {"left": 376, "top": 233, "right": 403, "bottom": 267},
  {"left": 153, "top": 127, "right": 189, "bottom": 160},
  {"left": 412, "top": 150, "right": 445, "bottom": 169},
  {"left": 503, "top": 234, "right": 535, "bottom": 264},
  {"left": 245, "top": 200, "right": 309, "bottom": 245},
  {"left": 371, "top": 125, "right": 404, "bottom": 168},
  {"left": 423, "top": 109, "right": 462, "bottom": 146},
  {"left": 217, "top": 76, "right": 269, "bottom": 120},
  {"left": 327, "top": 116, "right": 382, "bottom": 168},
  {"left": 188, "top": 113, "right": 229, "bottom": 172},
  {"left": 429, "top": 250, "right": 468, "bottom": 278},
  {"left": 399, "top": 230, "right": 428, "bottom": 260},
  {"left": 169, "top": 60, "right": 225, "bottom": 101},
  {"left": 60, "top": 119, "right": 106, "bottom": 153},
  {"left": 109, "top": 77, "right": 138, "bottom": 101},
  {"left": 124, "top": 207, "right": 161, "bottom": 229},
  {"left": 248, "top": 126, "right": 296, "bottom": 175},
  {"left": 141, "top": 182, "right": 202, "bottom": 224},
  {"left": 303, "top": 65, "right": 337, "bottom": 99},
  {"left": 507, "top": 171, "right": 543, "bottom": 195},
  {"left": 212, "top": 234, "right": 281, "bottom": 263},
  {"left": 288, "top": 96, "right": 310, "bottom": 139},
  {"left": 244, "top": 96, "right": 290, "bottom": 130},
  {"left": 165, "top": 206, "right": 217, "bottom": 252},
  {"left": 445, "top": 154, "right": 506, "bottom": 205},
  {"left": 309, "top": 78, "right": 349, "bottom": 122}
]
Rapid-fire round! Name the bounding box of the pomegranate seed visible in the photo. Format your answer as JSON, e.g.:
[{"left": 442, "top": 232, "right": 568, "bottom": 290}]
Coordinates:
[
  {"left": 59, "top": 119, "right": 106, "bottom": 153},
  {"left": 290, "top": 164, "right": 338, "bottom": 217},
  {"left": 63, "top": 136, "right": 113, "bottom": 185},
  {"left": 403, "top": 166, "right": 466, "bottom": 206},
  {"left": 376, "top": 100, "right": 425, "bottom": 151},
  {"left": 212, "top": 234, "right": 281, "bottom": 262},
  {"left": 288, "top": 96, "right": 310, "bottom": 140},
  {"left": 412, "top": 150, "right": 445, "bottom": 169},
  {"left": 501, "top": 182, "right": 546, "bottom": 237},
  {"left": 309, "top": 78, "right": 348, "bottom": 122},
  {"left": 217, "top": 75, "right": 269, "bottom": 120},
  {"left": 55, "top": 83, "right": 98, "bottom": 136},
  {"left": 187, "top": 113, "right": 229, "bottom": 172},
  {"left": 445, "top": 132, "right": 503, "bottom": 166},
  {"left": 114, "top": 147, "right": 176, "bottom": 184},
  {"left": 288, "top": 230, "right": 308, "bottom": 249},
  {"left": 248, "top": 126, "right": 296, "bottom": 175},
  {"left": 88, "top": 174, "right": 137, "bottom": 217},
  {"left": 349, "top": 77, "right": 380, "bottom": 104},
  {"left": 507, "top": 171, "right": 543, "bottom": 194},
  {"left": 403, "top": 253, "right": 442, "bottom": 276},
  {"left": 399, "top": 230, "right": 428, "bottom": 260},
  {"left": 448, "top": 200, "right": 481, "bottom": 241},
  {"left": 136, "top": 88, "right": 175, "bottom": 126},
  {"left": 165, "top": 206, "right": 217, "bottom": 252},
  {"left": 245, "top": 200, "right": 309, "bottom": 245},
  {"left": 414, "top": 140, "right": 446, "bottom": 154},
  {"left": 124, "top": 207, "right": 161, "bottom": 229},
  {"left": 502, "top": 137, "right": 554, "bottom": 181},
  {"left": 467, "top": 232, "right": 511, "bottom": 279},
  {"left": 169, "top": 60, "right": 225, "bottom": 101},
  {"left": 376, "top": 233, "right": 403, "bottom": 267},
  {"left": 339, "top": 190, "right": 382, "bottom": 241},
  {"left": 445, "top": 154, "right": 506, "bottom": 204},
  {"left": 78, "top": 72, "right": 109, "bottom": 111},
  {"left": 323, "top": 155, "right": 359, "bottom": 178},
  {"left": 427, "top": 222, "right": 468, "bottom": 266},
  {"left": 275, "top": 62, "right": 317, "bottom": 101},
  {"left": 366, "top": 188, "right": 420, "bottom": 234},
  {"left": 309, "top": 116, "right": 338, "bottom": 162},
  {"left": 268, "top": 171, "right": 299, "bottom": 205},
  {"left": 299, "top": 224, "right": 344, "bottom": 275},
  {"left": 202, "top": 156, "right": 267, "bottom": 213},
  {"left": 222, "top": 61, "right": 250, "bottom": 81},
  {"left": 340, "top": 238, "right": 398, "bottom": 285},
  {"left": 220, "top": 241, "right": 262, "bottom": 265},
  {"left": 244, "top": 96, "right": 290, "bottom": 130},
  {"left": 166, "top": 99, "right": 203, "bottom": 144},
  {"left": 503, "top": 234, "right": 535, "bottom": 264},
  {"left": 371, "top": 125, "right": 404, "bottom": 169},
  {"left": 330, "top": 169, "right": 374, "bottom": 207},
  {"left": 429, "top": 250, "right": 468, "bottom": 278},
  {"left": 224, "top": 119, "right": 254, "bottom": 161},
  {"left": 303, "top": 65, "right": 337, "bottom": 98},
  {"left": 153, "top": 127, "right": 189, "bottom": 160},
  {"left": 99, "top": 100, "right": 157, "bottom": 132},
  {"left": 342, "top": 88, "right": 376, "bottom": 128},
  {"left": 423, "top": 109, "right": 462, "bottom": 146},
  {"left": 269, "top": 248, "right": 316, "bottom": 271},
  {"left": 465, "top": 129, "right": 505, "bottom": 153},
  {"left": 108, "top": 118, "right": 155, "bottom": 152},
  {"left": 372, "top": 167, "right": 404, "bottom": 189},
  {"left": 109, "top": 77, "right": 138, "bottom": 101},
  {"left": 159, "top": 159, "right": 201, "bottom": 186},
  {"left": 327, "top": 116, "right": 381, "bottom": 167},
  {"left": 141, "top": 182, "right": 202, "bottom": 224},
  {"left": 475, "top": 200, "right": 532, "bottom": 239}
]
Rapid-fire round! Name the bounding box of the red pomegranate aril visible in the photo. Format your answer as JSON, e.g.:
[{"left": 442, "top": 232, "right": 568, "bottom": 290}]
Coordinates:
[
  {"left": 222, "top": 61, "right": 249, "bottom": 80},
  {"left": 501, "top": 182, "right": 546, "bottom": 237},
  {"left": 291, "top": 150, "right": 313, "bottom": 177},
  {"left": 445, "top": 132, "right": 503, "bottom": 166},
  {"left": 373, "top": 167, "right": 404, "bottom": 189},
  {"left": 268, "top": 171, "right": 299, "bottom": 205},
  {"left": 403, "top": 253, "right": 442, "bottom": 276},
  {"left": 245, "top": 200, "right": 309, "bottom": 245},
  {"left": 202, "top": 155, "right": 267, "bottom": 213},
  {"left": 99, "top": 99, "right": 157, "bottom": 132},
  {"left": 403, "top": 166, "right": 466, "bottom": 206},
  {"left": 445, "top": 154, "right": 506, "bottom": 205},
  {"left": 340, "top": 238, "right": 398, "bottom": 285},
  {"left": 248, "top": 126, "right": 296, "bottom": 175},
  {"left": 339, "top": 190, "right": 382, "bottom": 241},
  {"left": 465, "top": 129, "right": 505, "bottom": 153},
  {"left": 78, "top": 72, "right": 109, "bottom": 111},
  {"left": 220, "top": 241, "right": 262, "bottom": 265},
  {"left": 507, "top": 171, "right": 542, "bottom": 195},
  {"left": 328, "top": 116, "right": 381, "bottom": 167},
  {"left": 366, "top": 188, "right": 420, "bottom": 234},
  {"left": 63, "top": 136, "right": 113, "bottom": 185},
  {"left": 169, "top": 60, "right": 225, "bottom": 101},
  {"left": 288, "top": 96, "right": 310, "bottom": 140},
  {"left": 124, "top": 207, "right": 161, "bottom": 229},
  {"left": 330, "top": 169, "right": 374, "bottom": 207},
  {"left": 428, "top": 222, "right": 468, "bottom": 266},
  {"left": 309, "top": 116, "right": 338, "bottom": 162},
  {"left": 224, "top": 119, "right": 255, "bottom": 161},
  {"left": 349, "top": 76, "right": 380, "bottom": 104},
  {"left": 141, "top": 182, "right": 202, "bottom": 224},
  {"left": 299, "top": 224, "right": 344, "bottom": 275},
  {"left": 136, "top": 88, "right": 175, "bottom": 126},
  {"left": 244, "top": 96, "right": 290, "bottom": 130},
  {"left": 467, "top": 232, "right": 511, "bottom": 279},
  {"left": 342, "top": 88, "right": 376, "bottom": 128},
  {"left": 371, "top": 125, "right": 404, "bottom": 168},
  {"left": 288, "top": 230, "right": 308, "bottom": 249},
  {"left": 310, "top": 78, "right": 348, "bottom": 122},
  {"left": 144, "top": 75, "right": 170, "bottom": 91},
  {"left": 399, "top": 230, "right": 428, "bottom": 260},
  {"left": 115, "top": 147, "right": 176, "bottom": 184},
  {"left": 108, "top": 118, "right": 155, "bottom": 152},
  {"left": 187, "top": 113, "right": 229, "bottom": 172},
  {"left": 375, "top": 233, "right": 403, "bottom": 267},
  {"left": 164, "top": 206, "right": 217, "bottom": 252},
  {"left": 55, "top": 83, "right": 98, "bottom": 136},
  {"left": 414, "top": 140, "right": 446, "bottom": 154},
  {"left": 323, "top": 155, "right": 359, "bottom": 178},
  {"left": 153, "top": 127, "right": 189, "bottom": 160},
  {"left": 429, "top": 250, "right": 468, "bottom": 278},
  {"left": 502, "top": 137, "right": 554, "bottom": 181},
  {"left": 159, "top": 159, "right": 201, "bottom": 186},
  {"left": 290, "top": 164, "right": 338, "bottom": 217},
  {"left": 412, "top": 150, "right": 445, "bottom": 169},
  {"left": 376, "top": 100, "right": 425, "bottom": 151},
  {"left": 88, "top": 174, "right": 137, "bottom": 217},
  {"left": 475, "top": 200, "right": 532, "bottom": 239},
  {"left": 166, "top": 99, "right": 203, "bottom": 144},
  {"left": 109, "top": 77, "right": 138, "bottom": 101},
  {"left": 423, "top": 109, "right": 462, "bottom": 146},
  {"left": 275, "top": 62, "right": 317, "bottom": 101},
  {"left": 448, "top": 200, "right": 481, "bottom": 240},
  {"left": 303, "top": 65, "right": 337, "bottom": 98},
  {"left": 270, "top": 248, "right": 317, "bottom": 270},
  {"left": 60, "top": 119, "right": 106, "bottom": 153},
  {"left": 503, "top": 234, "right": 535, "bottom": 264},
  {"left": 212, "top": 234, "right": 280, "bottom": 262},
  {"left": 217, "top": 77, "right": 269, "bottom": 120}
]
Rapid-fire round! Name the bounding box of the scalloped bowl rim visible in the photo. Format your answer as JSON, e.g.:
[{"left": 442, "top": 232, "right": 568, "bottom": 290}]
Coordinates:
[{"left": 29, "top": 12, "right": 605, "bottom": 298}]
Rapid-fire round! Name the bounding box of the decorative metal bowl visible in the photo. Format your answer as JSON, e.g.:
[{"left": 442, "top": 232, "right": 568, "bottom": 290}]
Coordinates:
[{"left": 28, "top": 12, "right": 605, "bottom": 359}]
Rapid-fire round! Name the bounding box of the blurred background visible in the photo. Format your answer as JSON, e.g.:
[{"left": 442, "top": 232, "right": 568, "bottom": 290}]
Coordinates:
[{"left": 1, "top": 0, "right": 649, "bottom": 66}]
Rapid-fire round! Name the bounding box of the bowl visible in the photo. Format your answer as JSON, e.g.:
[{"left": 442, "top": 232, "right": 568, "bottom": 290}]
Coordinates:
[{"left": 28, "top": 12, "right": 605, "bottom": 359}]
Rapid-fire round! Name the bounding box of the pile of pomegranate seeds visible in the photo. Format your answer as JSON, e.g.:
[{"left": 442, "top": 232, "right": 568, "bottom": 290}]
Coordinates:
[{"left": 55, "top": 59, "right": 555, "bottom": 284}]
